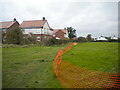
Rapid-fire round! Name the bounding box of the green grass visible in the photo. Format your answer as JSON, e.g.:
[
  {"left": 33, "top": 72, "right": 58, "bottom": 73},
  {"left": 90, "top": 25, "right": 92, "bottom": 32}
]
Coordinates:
[
  {"left": 2, "top": 44, "right": 69, "bottom": 88},
  {"left": 0, "top": 47, "right": 2, "bottom": 89},
  {"left": 62, "top": 42, "right": 118, "bottom": 73},
  {"left": 2, "top": 42, "right": 119, "bottom": 88}
]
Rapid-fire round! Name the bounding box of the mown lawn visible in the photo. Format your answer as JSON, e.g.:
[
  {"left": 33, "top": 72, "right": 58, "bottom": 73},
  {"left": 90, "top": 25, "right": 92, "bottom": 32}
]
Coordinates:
[
  {"left": 62, "top": 42, "right": 118, "bottom": 73},
  {"left": 2, "top": 44, "right": 69, "bottom": 88}
]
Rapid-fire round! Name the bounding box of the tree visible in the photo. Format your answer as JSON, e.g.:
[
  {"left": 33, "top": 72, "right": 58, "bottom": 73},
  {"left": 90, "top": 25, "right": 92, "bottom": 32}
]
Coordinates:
[
  {"left": 86, "top": 34, "right": 93, "bottom": 42},
  {"left": 67, "top": 27, "right": 76, "bottom": 39},
  {"left": 6, "top": 27, "right": 24, "bottom": 44},
  {"left": 78, "top": 37, "right": 87, "bottom": 42},
  {"left": 105, "top": 36, "right": 111, "bottom": 42},
  {"left": 23, "top": 33, "right": 36, "bottom": 44}
]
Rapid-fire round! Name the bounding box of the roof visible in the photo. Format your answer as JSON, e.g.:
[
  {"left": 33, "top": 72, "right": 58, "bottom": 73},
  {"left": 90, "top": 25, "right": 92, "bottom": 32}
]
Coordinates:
[
  {"left": 0, "top": 21, "right": 17, "bottom": 29},
  {"left": 19, "top": 20, "right": 47, "bottom": 28},
  {"left": 97, "top": 37, "right": 107, "bottom": 41},
  {"left": 111, "top": 36, "right": 118, "bottom": 40},
  {"left": 53, "top": 29, "right": 67, "bottom": 34}
]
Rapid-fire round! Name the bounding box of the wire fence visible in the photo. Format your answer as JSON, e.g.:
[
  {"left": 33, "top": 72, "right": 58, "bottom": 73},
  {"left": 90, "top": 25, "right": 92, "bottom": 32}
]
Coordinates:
[{"left": 53, "top": 43, "right": 120, "bottom": 88}]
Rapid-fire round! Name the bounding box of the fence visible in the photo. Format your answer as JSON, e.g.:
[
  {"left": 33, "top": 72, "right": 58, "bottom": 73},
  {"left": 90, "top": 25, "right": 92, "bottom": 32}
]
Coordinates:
[{"left": 53, "top": 43, "right": 120, "bottom": 88}]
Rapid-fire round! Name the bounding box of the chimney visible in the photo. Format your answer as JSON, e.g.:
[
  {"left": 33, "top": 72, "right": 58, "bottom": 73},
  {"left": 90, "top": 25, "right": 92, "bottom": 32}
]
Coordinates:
[
  {"left": 42, "top": 17, "right": 45, "bottom": 20},
  {"left": 64, "top": 28, "right": 66, "bottom": 30},
  {"left": 13, "top": 18, "right": 16, "bottom": 21}
]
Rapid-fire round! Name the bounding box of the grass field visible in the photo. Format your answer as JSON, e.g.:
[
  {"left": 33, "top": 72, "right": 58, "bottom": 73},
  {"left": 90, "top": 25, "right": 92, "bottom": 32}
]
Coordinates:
[
  {"left": 2, "top": 44, "right": 69, "bottom": 88},
  {"left": 2, "top": 42, "right": 119, "bottom": 88},
  {"left": 62, "top": 42, "right": 118, "bottom": 73},
  {"left": 0, "top": 47, "right": 2, "bottom": 89}
]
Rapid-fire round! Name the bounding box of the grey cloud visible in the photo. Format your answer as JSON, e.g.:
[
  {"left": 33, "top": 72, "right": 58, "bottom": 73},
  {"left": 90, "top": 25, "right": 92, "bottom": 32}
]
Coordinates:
[{"left": 0, "top": 1, "right": 118, "bottom": 38}]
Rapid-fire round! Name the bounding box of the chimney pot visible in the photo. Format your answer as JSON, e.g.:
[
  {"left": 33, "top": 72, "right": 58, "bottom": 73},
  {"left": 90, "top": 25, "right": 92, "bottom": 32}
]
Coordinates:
[
  {"left": 64, "top": 28, "right": 66, "bottom": 30},
  {"left": 42, "top": 17, "right": 45, "bottom": 20},
  {"left": 13, "top": 18, "right": 16, "bottom": 21}
]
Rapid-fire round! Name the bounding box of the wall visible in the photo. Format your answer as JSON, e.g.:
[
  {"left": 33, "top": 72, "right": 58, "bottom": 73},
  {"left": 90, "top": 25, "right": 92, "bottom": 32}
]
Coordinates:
[
  {"left": 22, "top": 22, "right": 53, "bottom": 35},
  {"left": 23, "top": 28, "right": 42, "bottom": 34},
  {"left": 33, "top": 34, "right": 52, "bottom": 41},
  {"left": 64, "top": 31, "right": 68, "bottom": 38},
  {"left": 43, "top": 22, "right": 53, "bottom": 35},
  {"left": 8, "top": 21, "right": 20, "bottom": 30}
]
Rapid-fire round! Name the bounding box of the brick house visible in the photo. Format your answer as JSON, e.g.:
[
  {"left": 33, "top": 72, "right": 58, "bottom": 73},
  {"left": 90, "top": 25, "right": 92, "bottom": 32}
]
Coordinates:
[
  {"left": 0, "top": 18, "right": 20, "bottom": 42},
  {"left": 53, "top": 28, "right": 68, "bottom": 39},
  {"left": 0, "top": 18, "right": 20, "bottom": 33},
  {"left": 19, "top": 17, "right": 53, "bottom": 41}
]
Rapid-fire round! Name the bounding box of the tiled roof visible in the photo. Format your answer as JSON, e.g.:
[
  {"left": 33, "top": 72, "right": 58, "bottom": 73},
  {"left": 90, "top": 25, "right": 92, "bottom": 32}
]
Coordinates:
[
  {"left": 0, "top": 21, "right": 16, "bottom": 29},
  {"left": 53, "top": 29, "right": 67, "bottom": 34},
  {"left": 20, "top": 20, "right": 47, "bottom": 28}
]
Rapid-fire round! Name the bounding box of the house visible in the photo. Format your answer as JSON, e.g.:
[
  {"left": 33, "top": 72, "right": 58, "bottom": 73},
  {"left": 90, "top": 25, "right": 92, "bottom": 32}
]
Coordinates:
[
  {"left": 0, "top": 18, "right": 20, "bottom": 33},
  {"left": 111, "top": 36, "right": 118, "bottom": 40},
  {"left": 0, "top": 18, "right": 20, "bottom": 42},
  {"left": 19, "top": 17, "right": 53, "bottom": 41},
  {"left": 95, "top": 36, "right": 107, "bottom": 41},
  {"left": 53, "top": 28, "right": 68, "bottom": 39}
]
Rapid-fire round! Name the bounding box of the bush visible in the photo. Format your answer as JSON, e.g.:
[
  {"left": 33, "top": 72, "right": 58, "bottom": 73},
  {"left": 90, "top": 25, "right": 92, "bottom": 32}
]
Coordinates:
[
  {"left": 2, "top": 44, "right": 42, "bottom": 48},
  {"left": 2, "top": 44, "right": 18, "bottom": 48},
  {"left": 108, "top": 39, "right": 118, "bottom": 42},
  {"left": 86, "top": 34, "right": 94, "bottom": 42},
  {"left": 44, "top": 38, "right": 69, "bottom": 46},
  {"left": 77, "top": 37, "right": 87, "bottom": 42},
  {"left": 118, "top": 38, "right": 120, "bottom": 42},
  {"left": 22, "top": 33, "right": 37, "bottom": 44},
  {"left": 95, "top": 40, "right": 107, "bottom": 42}
]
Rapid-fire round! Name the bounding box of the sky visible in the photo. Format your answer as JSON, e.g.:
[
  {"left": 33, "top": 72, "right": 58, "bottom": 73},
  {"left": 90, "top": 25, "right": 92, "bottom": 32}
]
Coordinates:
[{"left": 0, "top": 0, "right": 119, "bottom": 38}]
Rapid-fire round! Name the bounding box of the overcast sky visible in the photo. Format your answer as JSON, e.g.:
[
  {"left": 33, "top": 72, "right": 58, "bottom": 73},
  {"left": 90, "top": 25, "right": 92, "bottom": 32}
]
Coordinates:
[{"left": 0, "top": 0, "right": 119, "bottom": 38}]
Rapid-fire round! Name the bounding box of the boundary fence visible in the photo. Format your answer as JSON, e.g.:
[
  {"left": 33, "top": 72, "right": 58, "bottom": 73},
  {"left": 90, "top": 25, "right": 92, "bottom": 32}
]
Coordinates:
[{"left": 53, "top": 43, "right": 120, "bottom": 88}]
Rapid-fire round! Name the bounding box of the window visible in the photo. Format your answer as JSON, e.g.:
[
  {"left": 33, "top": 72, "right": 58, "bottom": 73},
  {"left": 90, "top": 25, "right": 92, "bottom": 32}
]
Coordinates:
[
  {"left": 44, "top": 36, "right": 47, "bottom": 39},
  {"left": 36, "top": 36, "right": 40, "bottom": 41},
  {"left": 36, "top": 29, "right": 40, "bottom": 33},
  {"left": 2, "top": 29, "right": 7, "bottom": 33}
]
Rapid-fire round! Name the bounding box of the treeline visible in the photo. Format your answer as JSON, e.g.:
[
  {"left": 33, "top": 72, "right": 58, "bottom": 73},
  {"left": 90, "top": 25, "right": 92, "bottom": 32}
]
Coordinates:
[
  {"left": 77, "top": 34, "right": 94, "bottom": 42},
  {"left": 76, "top": 34, "right": 119, "bottom": 42}
]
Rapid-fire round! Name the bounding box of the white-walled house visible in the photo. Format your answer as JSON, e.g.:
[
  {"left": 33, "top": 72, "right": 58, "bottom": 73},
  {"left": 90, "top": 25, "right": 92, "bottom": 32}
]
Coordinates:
[
  {"left": 94, "top": 36, "right": 107, "bottom": 41},
  {"left": 111, "top": 36, "right": 118, "bottom": 40},
  {"left": 19, "top": 17, "right": 53, "bottom": 41},
  {"left": 96, "top": 37, "right": 107, "bottom": 41},
  {"left": 94, "top": 36, "right": 118, "bottom": 41}
]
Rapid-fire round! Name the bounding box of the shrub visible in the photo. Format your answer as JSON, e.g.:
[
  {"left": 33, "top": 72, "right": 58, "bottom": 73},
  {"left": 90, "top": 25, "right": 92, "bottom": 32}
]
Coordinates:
[
  {"left": 44, "top": 38, "right": 69, "bottom": 46},
  {"left": 86, "top": 34, "right": 94, "bottom": 42},
  {"left": 78, "top": 37, "right": 87, "bottom": 42},
  {"left": 23, "top": 33, "right": 36, "bottom": 44},
  {"left": 2, "top": 44, "right": 41, "bottom": 48}
]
